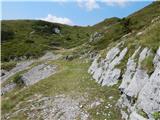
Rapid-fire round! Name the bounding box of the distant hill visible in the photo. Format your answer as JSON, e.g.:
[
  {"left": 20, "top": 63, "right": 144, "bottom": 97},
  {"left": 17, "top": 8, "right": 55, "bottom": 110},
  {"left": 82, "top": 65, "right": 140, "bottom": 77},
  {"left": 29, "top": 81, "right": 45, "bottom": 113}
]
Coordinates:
[{"left": 1, "top": 1, "right": 160, "bottom": 62}]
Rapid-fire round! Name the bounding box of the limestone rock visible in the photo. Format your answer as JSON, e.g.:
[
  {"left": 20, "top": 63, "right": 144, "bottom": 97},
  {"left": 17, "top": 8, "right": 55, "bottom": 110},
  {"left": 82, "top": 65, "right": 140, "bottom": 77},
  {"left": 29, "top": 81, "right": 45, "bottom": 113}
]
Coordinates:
[
  {"left": 52, "top": 27, "right": 60, "bottom": 34},
  {"left": 40, "top": 52, "right": 61, "bottom": 61},
  {"left": 123, "top": 48, "right": 150, "bottom": 97},
  {"left": 1, "top": 61, "right": 33, "bottom": 83},
  {"left": 21, "top": 64, "right": 56, "bottom": 86},
  {"left": 1, "top": 83, "right": 16, "bottom": 95},
  {"left": 130, "top": 112, "right": 147, "bottom": 120},
  {"left": 119, "top": 47, "right": 141, "bottom": 92},
  {"left": 89, "top": 32, "right": 103, "bottom": 43},
  {"left": 137, "top": 47, "right": 160, "bottom": 114},
  {"left": 117, "top": 47, "right": 160, "bottom": 120},
  {"left": 88, "top": 43, "right": 128, "bottom": 86}
]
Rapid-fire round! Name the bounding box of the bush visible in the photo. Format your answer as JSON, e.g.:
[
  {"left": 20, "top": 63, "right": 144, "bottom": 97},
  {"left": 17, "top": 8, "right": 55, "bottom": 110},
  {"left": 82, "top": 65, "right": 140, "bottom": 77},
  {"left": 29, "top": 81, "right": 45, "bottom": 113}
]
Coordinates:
[
  {"left": 25, "top": 39, "right": 34, "bottom": 43},
  {"left": 153, "top": 112, "right": 160, "bottom": 120},
  {"left": 13, "top": 74, "right": 24, "bottom": 85},
  {"left": 1, "top": 24, "right": 15, "bottom": 42}
]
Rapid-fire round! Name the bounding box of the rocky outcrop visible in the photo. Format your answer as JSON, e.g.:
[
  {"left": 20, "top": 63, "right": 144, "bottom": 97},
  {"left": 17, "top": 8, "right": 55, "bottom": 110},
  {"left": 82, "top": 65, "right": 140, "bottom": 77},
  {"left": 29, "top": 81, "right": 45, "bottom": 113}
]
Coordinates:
[
  {"left": 117, "top": 47, "right": 160, "bottom": 120},
  {"left": 88, "top": 43, "right": 128, "bottom": 86},
  {"left": 89, "top": 42, "right": 160, "bottom": 119},
  {"left": 1, "top": 52, "right": 60, "bottom": 84},
  {"left": 89, "top": 32, "right": 103, "bottom": 43},
  {"left": 52, "top": 27, "right": 60, "bottom": 34},
  {"left": 119, "top": 47, "right": 141, "bottom": 92},
  {"left": 137, "top": 47, "right": 160, "bottom": 115},
  {"left": 130, "top": 112, "right": 147, "bottom": 120},
  {"left": 39, "top": 52, "right": 61, "bottom": 61},
  {"left": 123, "top": 47, "right": 151, "bottom": 97},
  {"left": 1, "top": 61, "right": 33, "bottom": 83},
  {"left": 21, "top": 64, "right": 56, "bottom": 86},
  {"left": 1, "top": 83, "right": 16, "bottom": 95}
]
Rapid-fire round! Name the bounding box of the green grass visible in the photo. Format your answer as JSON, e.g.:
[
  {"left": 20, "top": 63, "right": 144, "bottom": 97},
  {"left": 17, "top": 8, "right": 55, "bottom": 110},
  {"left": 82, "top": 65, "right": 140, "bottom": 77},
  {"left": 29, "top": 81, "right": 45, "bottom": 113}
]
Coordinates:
[
  {"left": 128, "top": 1, "right": 160, "bottom": 30},
  {"left": 138, "top": 21, "right": 160, "bottom": 52},
  {"left": 1, "top": 20, "right": 91, "bottom": 62},
  {"left": 1, "top": 58, "right": 122, "bottom": 120},
  {"left": 2, "top": 2, "right": 160, "bottom": 62},
  {"left": 141, "top": 54, "right": 154, "bottom": 74},
  {"left": 1, "top": 61, "right": 17, "bottom": 71},
  {"left": 153, "top": 112, "right": 160, "bottom": 120},
  {"left": 138, "top": 109, "right": 149, "bottom": 119}
]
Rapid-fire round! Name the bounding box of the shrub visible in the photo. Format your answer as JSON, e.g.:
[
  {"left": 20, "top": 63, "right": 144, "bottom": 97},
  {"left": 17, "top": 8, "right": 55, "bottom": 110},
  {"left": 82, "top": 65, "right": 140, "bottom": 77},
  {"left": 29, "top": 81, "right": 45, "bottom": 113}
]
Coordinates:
[
  {"left": 25, "top": 39, "right": 34, "bottom": 43},
  {"left": 13, "top": 74, "right": 24, "bottom": 85},
  {"left": 1, "top": 24, "right": 15, "bottom": 42},
  {"left": 153, "top": 112, "right": 160, "bottom": 120}
]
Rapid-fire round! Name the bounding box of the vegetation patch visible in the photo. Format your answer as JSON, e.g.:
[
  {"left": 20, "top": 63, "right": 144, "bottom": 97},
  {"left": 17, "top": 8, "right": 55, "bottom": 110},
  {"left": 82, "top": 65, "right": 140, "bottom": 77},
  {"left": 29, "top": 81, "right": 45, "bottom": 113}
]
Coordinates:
[
  {"left": 138, "top": 109, "right": 149, "bottom": 119},
  {"left": 1, "top": 58, "right": 122, "bottom": 120},
  {"left": 141, "top": 54, "right": 154, "bottom": 74},
  {"left": 1, "top": 61, "right": 17, "bottom": 71},
  {"left": 153, "top": 111, "right": 160, "bottom": 120}
]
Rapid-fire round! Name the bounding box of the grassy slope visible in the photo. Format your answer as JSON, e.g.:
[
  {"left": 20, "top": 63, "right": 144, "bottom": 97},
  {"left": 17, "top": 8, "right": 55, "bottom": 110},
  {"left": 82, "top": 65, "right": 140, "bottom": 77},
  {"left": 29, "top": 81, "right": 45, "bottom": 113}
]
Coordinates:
[
  {"left": 1, "top": 2, "right": 160, "bottom": 120},
  {"left": 1, "top": 58, "right": 121, "bottom": 120},
  {"left": 1, "top": 20, "right": 92, "bottom": 62},
  {"left": 1, "top": 2, "right": 160, "bottom": 62},
  {"left": 91, "top": 1, "right": 160, "bottom": 50}
]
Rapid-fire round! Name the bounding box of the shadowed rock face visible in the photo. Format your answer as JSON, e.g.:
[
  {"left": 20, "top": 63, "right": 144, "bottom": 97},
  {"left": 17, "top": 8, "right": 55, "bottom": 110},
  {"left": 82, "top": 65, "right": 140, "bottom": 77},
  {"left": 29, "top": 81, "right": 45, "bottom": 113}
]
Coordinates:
[
  {"left": 89, "top": 44, "right": 160, "bottom": 119},
  {"left": 21, "top": 64, "right": 57, "bottom": 86}
]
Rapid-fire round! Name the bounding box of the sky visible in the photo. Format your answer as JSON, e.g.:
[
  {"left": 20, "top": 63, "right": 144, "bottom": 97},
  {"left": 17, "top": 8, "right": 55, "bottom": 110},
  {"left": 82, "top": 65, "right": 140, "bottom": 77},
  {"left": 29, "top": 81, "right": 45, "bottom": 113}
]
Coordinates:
[{"left": 1, "top": 0, "right": 153, "bottom": 26}]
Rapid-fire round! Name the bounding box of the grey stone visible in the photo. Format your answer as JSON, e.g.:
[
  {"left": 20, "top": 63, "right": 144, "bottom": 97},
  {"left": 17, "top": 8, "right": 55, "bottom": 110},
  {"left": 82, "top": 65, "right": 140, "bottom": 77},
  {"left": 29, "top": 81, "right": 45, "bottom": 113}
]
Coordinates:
[
  {"left": 1, "top": 83, "right": 16, "bottom": 95},
  {"left": 40, "top": 52, "right": 61, "bottom": 61},
  {"left": 130, "top": 112, "right": 147, "bottom": 120},
  {"left": 52, "top": 27, "right": 60, "bottom": 34},
  {"left": 137, "top": 47, "right": 160, "bottom": 114},
  {"left": 21, "top": 64, "right": 56, "bottom": 86},
  {"left": 119, "top": 47, "right": 141, "bottom": 92},
  {"left": 89, "top": 32, "right": 103, "bottom": 43},
  {"left": 124, "top": 48, "right": 150, "bottom": 97},
  {"left": 88, "top": 43, "right": 128, "bottom": 86},
  {"left": 1, "top": 61, "right": 33, "bottom": 83}
]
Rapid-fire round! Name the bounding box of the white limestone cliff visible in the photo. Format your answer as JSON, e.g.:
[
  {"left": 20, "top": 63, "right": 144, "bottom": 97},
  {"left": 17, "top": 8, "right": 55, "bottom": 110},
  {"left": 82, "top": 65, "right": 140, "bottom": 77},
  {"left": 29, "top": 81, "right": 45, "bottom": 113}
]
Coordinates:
[{"left": 88, "top": 43, "right": 160, "bottom": 120}]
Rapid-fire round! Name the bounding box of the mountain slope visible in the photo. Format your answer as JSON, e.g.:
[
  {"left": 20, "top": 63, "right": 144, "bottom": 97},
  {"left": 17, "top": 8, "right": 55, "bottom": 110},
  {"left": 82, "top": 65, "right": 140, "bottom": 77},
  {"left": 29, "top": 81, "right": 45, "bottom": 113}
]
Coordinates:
[{"left": 1, "top": 1, "right": 160, "bottom": 120}]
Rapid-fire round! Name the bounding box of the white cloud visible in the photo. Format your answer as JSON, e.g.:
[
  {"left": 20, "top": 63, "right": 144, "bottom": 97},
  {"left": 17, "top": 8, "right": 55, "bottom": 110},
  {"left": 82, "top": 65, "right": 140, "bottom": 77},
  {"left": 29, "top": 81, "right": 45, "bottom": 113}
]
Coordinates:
[
  {"left": 77, "top": 0, "right": 99, "bottom": 11},
  {"left": 41, "top": 14, "right": 73, "bottom": 25},
  {"left": 77, "top": 0, "right": 129, "bottom": 11},
  {"left": 102, "top": 0, "right": 128, "bottom": 7}
]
